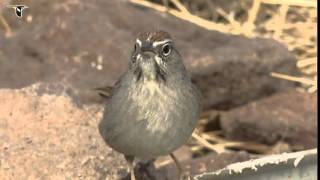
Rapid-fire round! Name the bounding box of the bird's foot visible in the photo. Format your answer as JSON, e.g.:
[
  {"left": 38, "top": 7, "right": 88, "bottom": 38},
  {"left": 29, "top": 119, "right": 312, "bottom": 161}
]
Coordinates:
[
  {"left": 135, "top": 160, "right": 159, "bottom": 180},
  {"left": 179, "top": 172, "right": 193, "bottom": 180}
]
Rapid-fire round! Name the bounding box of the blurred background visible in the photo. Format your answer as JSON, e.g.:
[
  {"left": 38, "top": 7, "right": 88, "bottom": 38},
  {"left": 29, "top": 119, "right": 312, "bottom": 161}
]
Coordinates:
[{"left": 0, "top": 0, "right": 317, "bottom": 179}]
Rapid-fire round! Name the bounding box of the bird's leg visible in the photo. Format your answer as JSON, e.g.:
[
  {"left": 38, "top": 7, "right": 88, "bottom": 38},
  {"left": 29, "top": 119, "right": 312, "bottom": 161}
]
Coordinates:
[
  {"left": 170, "top": 153, "right": 191, "bottom": 180},
  {"left": 170, "top": 153, "right": 183, "bottom": 175},
  {"left": 125, "top": 155, "right": 136, "bottom": 180},
  {"left": 0, "top": 15, "right": 12, "bottom": 37}
]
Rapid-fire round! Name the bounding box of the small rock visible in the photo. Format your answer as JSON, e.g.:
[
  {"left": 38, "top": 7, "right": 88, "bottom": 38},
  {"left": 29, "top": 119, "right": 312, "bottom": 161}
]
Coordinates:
[
  {"left": 189, "top": 37, "right": 298, "bottom": 110},
  {"left": 1, "top": 160, "right": 10, "bottom": 170},
  {"left": 220, "top": 91, "right": 317, "bottom": 150},
  {"left": 81, "top": 156, "right": 90, "bottom": 166},
  {"left": 57, "top": 159, "right": 70, "bottom": 169}
]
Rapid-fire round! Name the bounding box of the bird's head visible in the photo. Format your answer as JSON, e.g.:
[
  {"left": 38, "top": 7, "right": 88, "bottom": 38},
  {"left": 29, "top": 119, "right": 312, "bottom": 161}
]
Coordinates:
[{"left": 129, "top": 31, "right": 186, "bottom": 83}]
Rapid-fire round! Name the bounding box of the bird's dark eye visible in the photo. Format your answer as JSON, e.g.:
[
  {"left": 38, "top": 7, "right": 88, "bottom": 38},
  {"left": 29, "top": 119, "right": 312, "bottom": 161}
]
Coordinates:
[
  {"left": 134, "top": 43, "right": 139, "bottom": 52},
  {"left": 162, "top": 43, "right": 171, "bottom": 56}
]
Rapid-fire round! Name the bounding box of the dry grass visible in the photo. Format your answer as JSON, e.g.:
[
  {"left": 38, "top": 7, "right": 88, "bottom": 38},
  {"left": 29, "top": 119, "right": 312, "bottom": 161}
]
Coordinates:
[{"left": 0, "top": 15, "right": 11, "bottom": 36}]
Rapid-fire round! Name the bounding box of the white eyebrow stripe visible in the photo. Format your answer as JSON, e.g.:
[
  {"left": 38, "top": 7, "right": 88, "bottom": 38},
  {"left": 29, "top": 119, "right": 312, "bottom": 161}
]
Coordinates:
[
  {"left": 136, "top": 39, "right": 142, "bottom": 46},
  {"left": 152, "top": 39, "right": 172, "bottom": 47}
]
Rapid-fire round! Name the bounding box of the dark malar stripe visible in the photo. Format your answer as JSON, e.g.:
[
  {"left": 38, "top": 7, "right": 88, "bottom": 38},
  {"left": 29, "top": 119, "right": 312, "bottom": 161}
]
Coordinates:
[
  {"left": 134, "top": 67, "right": 143, "bottom": 82},
  {"left": 155, "top": 63, "right": 167, "bottom": 83}
]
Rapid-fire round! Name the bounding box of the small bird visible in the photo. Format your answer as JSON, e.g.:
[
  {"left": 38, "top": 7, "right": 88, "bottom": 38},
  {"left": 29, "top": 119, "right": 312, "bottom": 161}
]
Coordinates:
[{"left": 98, "top": 31, "right": 201, "bottom": 180}]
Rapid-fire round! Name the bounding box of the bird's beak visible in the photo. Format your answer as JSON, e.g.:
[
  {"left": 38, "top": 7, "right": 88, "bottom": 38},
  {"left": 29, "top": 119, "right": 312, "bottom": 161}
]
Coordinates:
[
  {"left": 140, "top": 51, "right": 156, "bottom": 61},
  {"left": 135, "top": 50, "right": 158, "bottom": 81}
]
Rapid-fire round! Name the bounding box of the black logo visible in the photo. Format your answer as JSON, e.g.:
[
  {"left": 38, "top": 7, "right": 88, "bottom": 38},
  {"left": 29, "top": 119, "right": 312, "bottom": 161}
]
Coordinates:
[{"left": 7, "top": 5, "right": 29, "bottom": 18}]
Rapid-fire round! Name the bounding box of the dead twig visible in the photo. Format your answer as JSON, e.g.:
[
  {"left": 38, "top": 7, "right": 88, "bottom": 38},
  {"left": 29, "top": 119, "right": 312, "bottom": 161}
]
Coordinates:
[
  {"left": 297, "top": 57, "right": 317, "bottom": 68},
  {"left": 243, "top": 0, "right": 262, "bottom": 36},
  {"left": 271, "top": 72, "right": 317, "bottom": 86},
  {"left": 192, "top": 132, "right": 228, "bottom": 154},
  {"left": 129, "top": 0, "right": 229, "bottom": 33},
  {"left": 169, "top": 0, "right": 189, "bottom": 13},
  {"left": 261, "top": 0, "right": 317, "bottom": 7},
  {"left": 0, "top": 15, "right": 12, "bottom": 37}
]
